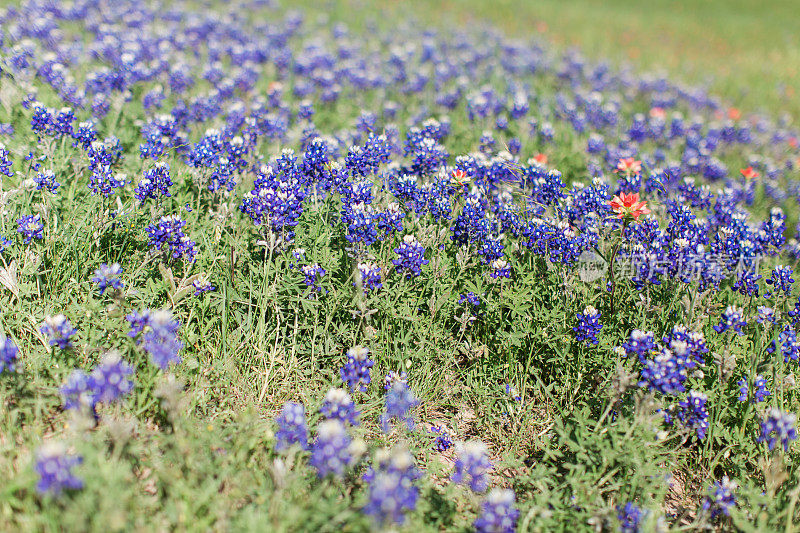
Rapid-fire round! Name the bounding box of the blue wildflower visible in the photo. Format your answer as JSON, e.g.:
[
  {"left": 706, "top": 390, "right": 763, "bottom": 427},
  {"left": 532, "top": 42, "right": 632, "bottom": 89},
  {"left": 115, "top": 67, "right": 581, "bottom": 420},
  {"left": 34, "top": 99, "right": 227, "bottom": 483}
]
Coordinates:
[
  {"left": 320, "top": 388, "right": 360, "bottom": 426},
  {"left": 452, "top": 440, "right": 492, "bottom": 492},
  {"left": 34, "top": 443, "right": 83, "bottom": 496},
  {"left": 340, "top": 346, "right": 374, "bottom": 393},
  {"left": 274, "top": 402, "right": 309, "bottom": 452},
  {"left": 40, "top": 315, "right": 77, "bottom": 350},
  {"left": 475, "top": 489, "right": 520, "bottom": 533},
  {"left": 381, "top": 380, "right": 419, "bottom": 432},
  {"left": 91, "top": 263, "right": 124, "bottom": 295}
]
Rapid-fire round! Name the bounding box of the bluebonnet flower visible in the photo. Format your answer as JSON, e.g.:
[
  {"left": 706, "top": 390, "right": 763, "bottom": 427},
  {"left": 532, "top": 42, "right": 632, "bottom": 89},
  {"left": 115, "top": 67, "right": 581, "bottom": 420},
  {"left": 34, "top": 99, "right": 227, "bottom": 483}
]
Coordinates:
[
  {"left": 309, "top": 420, "right": 360, "bottom": 478},
  {"left": 30, "top": 105, "right": 55, "bottom": 137},
  {"left": 0, "top": 142, "right": 13, "bottom": 177},
  {"left": 355, "top": 262, "right": 382, "bottom": 292},
  {"left": 33, "top": 170, "right": 60, "bottom": 193},
  {"left": 363, "top": 446, "right": 422, "bottom": 526},
  {"left": 377, "top": 203, "right": 405, "bottom": 239},
  {"left": 702, "top": 477, "right": 737, "bottom": 519},
  {"left": 381, "top": 380, "right": 419, "bottom": 432},
  {"left": 732, "top": 269, "right": 761, "bottom": 297},
  {"left": 128, "top": 309, "right": 183, "bottom": 369},
  {"left": 72, "top": 121, "right": 97, "bottom": 149},
  {"left": 40, "top": 315, "right": 76, "bottom": 350},
  {"left": 301, "top": 263, "right": 326, "bottom": 295},
  {"left": 431, "top": 425, "right": 453, "bottom": 451},
  {"left": 274, "top": 401, "right": 309, "bottom": 452},
  {"left": 665, "top": 325, "right": 708, "bottom": 368},
  {"left": 573, "top": 306, "right": 602, "bottom": 346},
  {"left": 639, "top": 348, "right": 687, "bottom": 395},
  {"left": 90, "top": 351, "right": 135, "bottom": 404},
  {"left": 737, "top": 379, "right": 748, "bottom": 402},
  {"left": 341, "top": 201, "right": 379, "bottom": 247},
  {"left": 240, "top": 158, "right": 308, "bottom": 244},
  {"left": 135, "top": 162, "right": 173, "bottom": 204},
  {"left": 0, "top": 336, "right": 19, "bottom": 374},
  {"left": 489, "top": 258, "right": 512, "bottom": 279},
  {"left": 17, "top": 215, "right": 44, "bottom": 244},
  {"left": 60, "top": 370, "right": 94, "bottom": 411},
  {"left": 146, "top": 215, "right": 197, "bottom": 263},
  {"left": 384, "top": 371, "right": 408, "bottom": 391},
  {"left": 758, "top": 408, "right": 797, "bottom": 451},
  {"left": 504, "top": 384, "right": 522, "bottom": 402},
  {"left": 320, "top": 388, "right": 360, "bottom": 426},
  {"left": 290, "top": 248, "right": 306, "bottom": 267},
  {"left": 753, "top": 375, "right": 771, "bottom": 403},
  {"left": 674, "top": 391, "right": 709, "bottom": 439},
  {"left": 452, "top": 440, "right": 492, "bottom": 492},
  {"left": 621, "top": 330, "right": 657, "bottom": 362},
  {"left": 757, "top": 306, "right": 775, "bottom": 325},
  {"left": 713, "top": 306, "right": 746, "bottom": 335},
  {"left": 192, "top": 275, "right": 215, "bottom": 296},
  {"left": 0, "top": 235, "right": 11, "bottom": 254},
  {"left": 393, "top": 235, "right": 428, "bottom": 279},
  {"left": 474, "top": 489, "right": 520, "bottom": 533},
  {"left": 91, "top": 263, "right": 124, "bottom": 295},
  {"left": 765, "top": 265, "right": 794, "bottom": 297},
  {"left": 460, "top": 292, "right": 483, "bottom": 316},
  {"left": 340, "top": 346, "right": 374, "bottom": 392},
  {"left": 768, "top": 325, "right": 800, "bottom": 363},
  {"left": 34, "top": 443, "right": 83, "bottom": 496},
  {"left": 616, "top": 502, "right": 645, "bottom": 533}
]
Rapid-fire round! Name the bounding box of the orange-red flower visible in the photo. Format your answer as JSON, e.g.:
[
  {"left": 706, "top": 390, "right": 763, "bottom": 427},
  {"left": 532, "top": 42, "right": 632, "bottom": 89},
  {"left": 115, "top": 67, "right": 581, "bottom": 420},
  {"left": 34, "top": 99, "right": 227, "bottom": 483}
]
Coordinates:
[
  {"left": 533, "top": 153, "right": 548, "bottom": 165},
  {"left": 450, "top": 168, "right": 469, "bottom": 186},
  {"left": 609, "top": 192, "right": 650, "bottom": 221},
  {"left": 649, "top": 107, "right": 666, "bottom": 119},
  {"left": 740, "top": 166, "right": 759, "bottom": 179},
  {"left": 727, "top": 107, "right": 741, "bottom": 121},
  {"left": 614, "top": 157, "right": 641, "bottom": 176}
]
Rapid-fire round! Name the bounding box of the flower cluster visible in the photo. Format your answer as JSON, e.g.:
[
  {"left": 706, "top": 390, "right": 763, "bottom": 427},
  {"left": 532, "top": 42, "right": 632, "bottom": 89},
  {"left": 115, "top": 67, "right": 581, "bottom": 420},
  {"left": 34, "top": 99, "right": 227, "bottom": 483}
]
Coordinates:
[
  {"left": 34, "top": 443, "right": 83, "bottom": 496},
  {"left": 17, "top": 214, "right": 44, "bottom": 244},
  {"left": 274, "top": 402, "right": 309, "bottom": 452},
  {"left": 431, "top": 425, "right": 454, "bottom": 451},
  {"left": 300, "top": 263, "right": 326, "bottom": 295},
  {"left": 392, "top": 235, "right": 428, "bottom": 279},
  {"left": 713, "top": 305, "right": 747, "bottom": 335},
  {"left": 381, "top": 380, "right": 420, "bottom": 432},
  {"left": 0, "top": 336, "right": 19, "bottom": 374},
  {"left": 474, "top": 489, "right": 520, "bottom": 533},
  {"left": 452, "top": 440, "right": 492, "bottom": 493},
  {"left": 127, "top": 309, "right": 184, "bottom": 369},
  {"left": 758, "top": 408, "right": 798, "bottom": 451},
  {"left": 703, "top": 477, "right": 737, "bottom": 519},
  {"left": 309, "top": 420, "right": 360, "bottom": 478},
  {"left": 91, "top": 263, "right": 124, "bottom": 295},
  {"left": 40, "top": 315, "right": 77, "bottom": 350},
  {"left": 60, "top": 351, "right": 135, "bottom": 412},
  {"left": 573, "top": 306, "right": 602, "bottom": 346},
  {"left": 146, "top": 215, "right": 197, "bottom": 263},
  {"left": 340, "top": 345, "right": 374, "bottom": 392},
  {"left": 320, "top": 388, "right": 360, "bottom": 426},
  {"left": 363, "top": 446, "right": 422, "bottom": 527}
]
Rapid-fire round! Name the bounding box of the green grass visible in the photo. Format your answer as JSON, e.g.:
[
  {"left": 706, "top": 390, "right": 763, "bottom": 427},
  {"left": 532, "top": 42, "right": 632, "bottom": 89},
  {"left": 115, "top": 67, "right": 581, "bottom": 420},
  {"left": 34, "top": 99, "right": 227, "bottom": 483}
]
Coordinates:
[{"left": 317, "top": 0, "right": 800, "bottom": 120}]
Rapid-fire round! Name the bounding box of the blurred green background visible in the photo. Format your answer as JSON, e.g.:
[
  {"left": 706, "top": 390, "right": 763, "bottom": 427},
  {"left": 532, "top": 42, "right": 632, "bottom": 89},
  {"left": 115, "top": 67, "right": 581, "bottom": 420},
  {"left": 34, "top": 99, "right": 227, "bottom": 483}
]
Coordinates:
[{"left": 310, "top": 0, "right": 800, "bottom": 120}]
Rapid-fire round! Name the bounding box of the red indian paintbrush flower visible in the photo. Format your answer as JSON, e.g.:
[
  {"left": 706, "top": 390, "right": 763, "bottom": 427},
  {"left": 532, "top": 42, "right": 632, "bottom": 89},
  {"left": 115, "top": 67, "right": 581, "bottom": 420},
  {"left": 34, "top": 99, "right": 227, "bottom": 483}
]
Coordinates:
[
  {"left": 614, "top": 157, "right": 641, "bottom": 176},
  {"left": 532, "top": 153, "right": 548, "bottom": 165},
  {"left": 609, "top": 192, "right": 650, "bottom": 221},
  {"left": 450, "top": 168, "right": 469, "bottom": 186},
  {"left": 740, "top": 166, "right": 759, "bottom": 179}
]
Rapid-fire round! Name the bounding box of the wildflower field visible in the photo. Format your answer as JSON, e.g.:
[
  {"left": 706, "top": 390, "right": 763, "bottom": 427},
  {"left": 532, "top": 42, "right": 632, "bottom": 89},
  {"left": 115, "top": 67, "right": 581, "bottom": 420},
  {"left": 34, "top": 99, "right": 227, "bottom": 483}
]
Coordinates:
[{"left": 1, "top": 0, "right": 800, "bottom": 531}]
